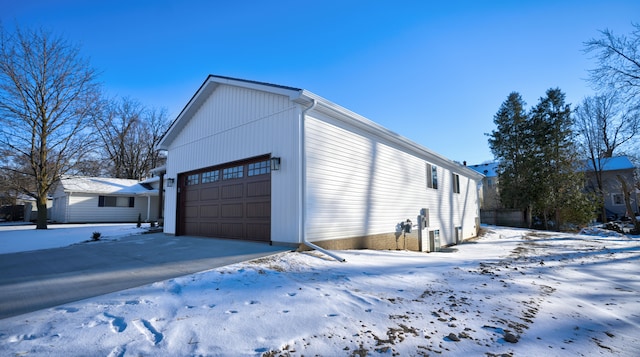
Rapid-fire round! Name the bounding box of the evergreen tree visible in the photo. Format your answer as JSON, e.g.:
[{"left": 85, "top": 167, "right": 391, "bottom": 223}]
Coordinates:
[
  {"left": 487, "top": 92, "right": 537, "bottom": 226},
  {"left": 488, "top": 90, "right": 595, "bottom": 230},
  {"left": 530, "top": 88, "right": 594, "bottom": 229}
]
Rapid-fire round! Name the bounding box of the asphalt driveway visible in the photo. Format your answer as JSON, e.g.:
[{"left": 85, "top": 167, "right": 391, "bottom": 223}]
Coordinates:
[{"left": 0, "top": 233, "right": 289, "bottom": 319}]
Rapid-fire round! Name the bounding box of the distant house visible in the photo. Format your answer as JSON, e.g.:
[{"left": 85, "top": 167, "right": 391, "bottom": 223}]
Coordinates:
[
  {"left": 469, "top": 156, "right": 639, "bottom": 223},
  {"left": 468, "top": 162, "right": 500, "bottom": 210},
  {"left": 584, "top": 156, "right": 638, "bottom": 220},
  {"left": 51, "top": 176, "right": 160, "bottom": 223},
  {"left": 157, "top": 75, "right": 484, "bottom": 251},
  {"left": 0, "top": 191, "right": 52, "bottom": 222}
]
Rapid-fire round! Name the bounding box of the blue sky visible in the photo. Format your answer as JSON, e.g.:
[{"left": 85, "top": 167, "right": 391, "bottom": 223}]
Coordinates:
[{"left": 2, "top": 0, "right": 639, "bottom": 164}]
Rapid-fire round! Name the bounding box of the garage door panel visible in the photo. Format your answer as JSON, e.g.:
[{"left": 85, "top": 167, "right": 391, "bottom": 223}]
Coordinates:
[
  {"left": 221, "top": 184, "right": 243, "bottom": 199},
  {"left": 221, "top": 203, "right": 243, "bottom": 218},
  {"left": 200, "top": 204, "right": 219, "bottom": 218},
  {"left": 220, "top": 223, "right": 243, "bottom": 238},
  {"left": 178, "top": 156, "right": 271, "bottom": 241},
  {"left": 199, "top": 222, "right": 219, "bottom": 236},
  {"left": 247, "top": 201, "right": 270, "bottom": 218},
  {"left": 247, "top": 181, "right": 270, "bottom": 197},
  {"left": 184, "top": 206, "right": 199, "bottom": 218},
  {"left": 186, "top": 190, "right": 200, "bottom": 201},
  {"left": 201, "top": 187, "right": 219, "bottom": 200},
  {"left": 247, "top": 223, "right": 270, "bottom": 241}
]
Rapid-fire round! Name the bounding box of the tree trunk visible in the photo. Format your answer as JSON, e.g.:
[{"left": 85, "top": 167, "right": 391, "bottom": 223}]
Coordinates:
[
  {"left": 601, "top": 192, "right": 608, "bottom": 223},
  {"left": 36, "top": 196, "right": 48, "bottom": 229},
  {"left": 617, "top": 175, "right": 638, "bottom": 231}
]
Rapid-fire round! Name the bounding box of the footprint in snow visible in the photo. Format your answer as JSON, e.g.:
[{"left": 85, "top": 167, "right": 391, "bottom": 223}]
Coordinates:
[
  {"left": 133, "top": 319, "right": 163, "bottom": 345},
  {"left": 287, "top": 292, "right": 297, "bottom": 297},
  {"left": 104, "top": 313, "right": 127, "bottom": 333}
]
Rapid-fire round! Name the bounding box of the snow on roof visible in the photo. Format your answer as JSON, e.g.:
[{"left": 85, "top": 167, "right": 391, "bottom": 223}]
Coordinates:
[
  {"left": 583, "top": 156, "right": 635, "bottom": 171},
  {"left": 59, "top": 176, "right": 153, "bottom": 195},
  {"left": 468, "top": 162, "right": 499, "bottom": 177},
  {"left": 469, "top": 156, "right": 636, "bottom": 178}
]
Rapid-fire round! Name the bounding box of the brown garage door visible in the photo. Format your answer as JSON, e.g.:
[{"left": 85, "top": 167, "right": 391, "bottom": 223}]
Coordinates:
[{"left": 177, "top": 156, "right": 271, "bottom": 241}]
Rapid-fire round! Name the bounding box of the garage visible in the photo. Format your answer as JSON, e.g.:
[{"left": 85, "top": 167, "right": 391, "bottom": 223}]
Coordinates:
[
  {"left": 159, "top": 75, "right": 482, "bottom": 250},
  {"left": 177, "top": 156, "right": 271, "bottom": 241}
]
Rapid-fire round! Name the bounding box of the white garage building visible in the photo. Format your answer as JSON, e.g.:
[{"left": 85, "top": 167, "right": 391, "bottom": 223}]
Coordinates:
[{"left": 158, "top": 75, "right": 483, "bottom": 251}]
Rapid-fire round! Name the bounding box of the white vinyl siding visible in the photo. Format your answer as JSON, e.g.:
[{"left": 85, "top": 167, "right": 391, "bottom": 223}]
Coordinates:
[
  {"left": 163, "top": 85, "right": 300, "bottom": 242},
  {"left": 305, "top": 111, "right": 480, "bottom": 246},
  {"left": 54, "top": 193, "right": 150, "bottom": 223}
]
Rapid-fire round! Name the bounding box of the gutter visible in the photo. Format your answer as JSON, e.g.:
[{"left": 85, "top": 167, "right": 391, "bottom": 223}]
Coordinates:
[{"left": 299, "top": 98, "right": 346, "bottom": 262}]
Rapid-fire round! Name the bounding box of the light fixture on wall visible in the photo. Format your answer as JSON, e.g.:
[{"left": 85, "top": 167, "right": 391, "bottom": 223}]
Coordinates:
[
  {"left": 270, "top": 157, "right": 281, "bottom": 171},
  {"left": 166, "top": 178, "right": 175, "bottom": 187}
]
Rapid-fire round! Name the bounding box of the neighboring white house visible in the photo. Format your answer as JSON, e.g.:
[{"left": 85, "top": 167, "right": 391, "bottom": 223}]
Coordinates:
[
  {"left": 157, "top": 75, "right": 484, "bottom": 251},
  {"left": 51, "top": 176, "right": 159, "bottom": 223}
]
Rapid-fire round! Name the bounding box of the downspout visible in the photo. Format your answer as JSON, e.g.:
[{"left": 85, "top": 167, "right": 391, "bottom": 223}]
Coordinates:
[{"left": 299, "top": 98, "right": 346, "bottom": 262}]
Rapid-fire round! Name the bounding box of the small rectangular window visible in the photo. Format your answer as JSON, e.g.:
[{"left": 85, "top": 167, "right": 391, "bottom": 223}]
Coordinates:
[
  {"left": 248, "top": 160, "right": 271, "bottom": 176},
  {"left": 426, "top": 163, "right": 438, "bottom": 189},
  {"left": 98, "top": 196, "right": 134, "bottom": 207},
  {"left": 201, "top": 170, "right": 219, "bottom": 183},
  {"left": 186, "top": 174, "right": 200, "bottom": 186},
  {"left": 223, "top": 165, "right": 244, "bottom": 180},
  {"left": 452, "top": 173, "right": 460, "bottom": 194}
]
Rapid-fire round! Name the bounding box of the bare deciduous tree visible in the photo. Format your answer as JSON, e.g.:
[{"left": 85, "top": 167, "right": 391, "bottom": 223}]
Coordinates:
[
  {"left": 0, "top": 25, "right": 101, "bottom": 229},
  {"left": 583, "top": 25, "right": 640, "bottom": 224},
  {"left": 585, "top": 24, "right": 640, "bottom": 107},
  {"left": 96, "top": 97, "right": 169, "bottom": 180}
]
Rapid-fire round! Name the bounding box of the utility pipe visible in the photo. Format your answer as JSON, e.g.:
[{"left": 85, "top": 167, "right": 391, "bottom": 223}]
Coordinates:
[{"left": 299, "top": 98, "right": 345, "bottom": 262}]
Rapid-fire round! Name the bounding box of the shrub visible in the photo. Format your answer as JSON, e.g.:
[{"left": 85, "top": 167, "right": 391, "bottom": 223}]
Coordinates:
[{"left": 91, "top": 231, "right": 101, "bottom": 241}]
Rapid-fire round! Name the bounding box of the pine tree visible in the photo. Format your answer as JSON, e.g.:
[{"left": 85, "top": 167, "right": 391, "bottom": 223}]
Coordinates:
[
  {"left": 487, "top": 92, "right": 537, "bottom": 226},
  {"left": 530, "top": 88, "right": 594, "bottom": 229}
]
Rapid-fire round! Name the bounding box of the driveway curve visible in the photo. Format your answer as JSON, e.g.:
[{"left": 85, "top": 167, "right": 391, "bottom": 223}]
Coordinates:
[{"left": 0, "top": 233, "right": 288, "bottom": 319}]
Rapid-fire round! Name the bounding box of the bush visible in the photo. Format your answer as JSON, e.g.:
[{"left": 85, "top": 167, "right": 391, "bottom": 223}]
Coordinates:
[{"left": 91, "top": 231, "right": 101, "bottom": 241}]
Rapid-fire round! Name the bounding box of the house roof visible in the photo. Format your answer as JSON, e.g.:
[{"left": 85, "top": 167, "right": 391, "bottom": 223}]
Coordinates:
[
  {"left": 468, "top": 162, "right": 499, "bottom": 178},
  {"left": 58, "top": 176, "right": 156, "bottom": 196},
  {"left": 158, "top": 74, "right": 484, "bottom": 180},
  {"left": 470, "top": 156, "right": 636, "bottom": 178},
  {"left": 583, "top": 156, "right": 635, "bottom": 171}
]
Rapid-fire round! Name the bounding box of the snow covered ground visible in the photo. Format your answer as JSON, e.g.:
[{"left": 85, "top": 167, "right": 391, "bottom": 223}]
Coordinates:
[
  {"left": 0, "top": 223, "right": 147, "bottom": 254},
  {"left": 0, "top": 225, "right": 639, "bottom": 356}
]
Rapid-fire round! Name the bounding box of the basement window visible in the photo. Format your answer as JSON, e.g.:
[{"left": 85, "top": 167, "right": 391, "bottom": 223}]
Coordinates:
[{"left": 98, "top": 196, "right": 134, "bottom": 207}]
